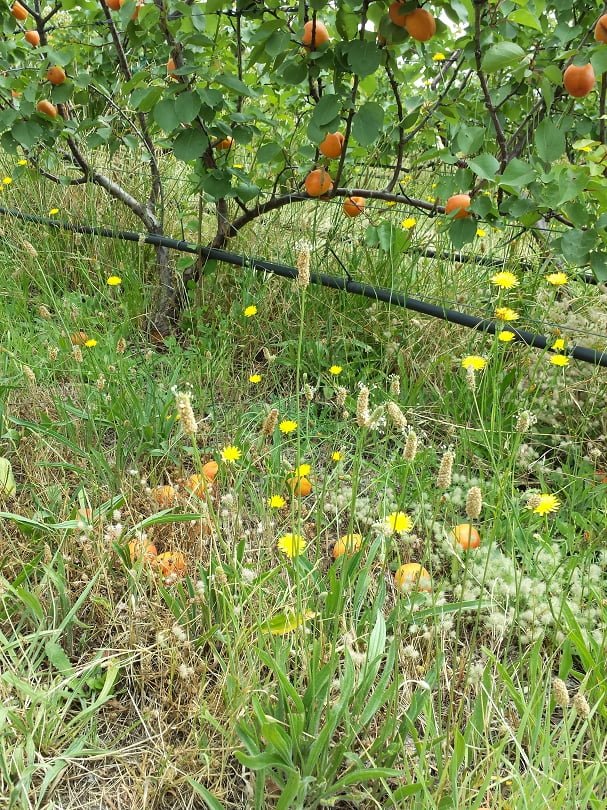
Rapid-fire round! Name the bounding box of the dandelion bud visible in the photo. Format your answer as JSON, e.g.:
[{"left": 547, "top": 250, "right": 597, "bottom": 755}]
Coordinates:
[
  {"left": 356, "top": 385, "right": 371, "bottom": 428},
  {"left": 552, "top": 677, "right": 570, "bottom": 708},
  {"left": 116, "top": 337, "right": 127, "bottom": 355},
  {"left": 296, "top": 247, "right": 311, "bottom": 289},
  {"left": 403, "top": 430, "right": 418, "bottom": 461},
  {"left": 261, "top": 407, "right": 279, "bottom": 437},
  {"left": 387, "top": 401, "right": 407, "bottom": 432},
  {"left": 436, "top": 448, "right": 454, "bottom": 489},
  {"left": 174, "top": 390, "right": 198, "bottom": 436},
  {"left": 466, "top": 486, "right": 482, "bottom": 520},
  {"left": 38, "top": 305, "right": 52, "bottom": 319},
  {"left": 389, "top": 374, "right": 401, "bottom": 396},
  {"left": 516, "top": 410, "right": 537, "bottom": 433},
  {"left": 572, "top": 691, "right": 590, "bottom": 719},
  {"left": 335, "top": 386, "right": 347, "bottom": 408}
]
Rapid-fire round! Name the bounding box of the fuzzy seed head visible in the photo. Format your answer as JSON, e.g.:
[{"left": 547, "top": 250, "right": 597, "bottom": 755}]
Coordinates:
[
  {"left": 516, "top": 410, "right": 537, "bottom": 433},
  {"left": 174, "top": 390, "right": 198, "bottom": 436},
  {"left": 436, "top": 448, "right": 454, "bottom": 489},
  {"left": 403, "top": 429, "right": 418, "bottom": 461},
  {"left": 552, "top": 677, "right": 570, "bottom": 708},
  {"left": 38, "top": 305, "right": 52, "bottom": 319},
  {"left": 72, "top": 345, "right": 83, "bottom": 363},
  {"left": 296, "top": 248, "right": 311, "bottom": 289},
  {"left": 387, "top": 401, "right": 408, "bottom": 432},
  {"left": 22, "top": 365, "right": 36, "bottom": 385},
  {"left": 465, "top": 365, "right": 476, "bottom": 392},
  {"left": 466, "top": 486, "right": 483, "bottom": 519},
  {"left": 116, "top": 337, "right": 127, "bottom": 355},
  {"left": 261, "top": 407, "right": 279, "bottom": 437},
  {"left": 356, "top": 385, "right": 371, "bottom": 428},
  {"left": 572, "top": 692, "right": 590, "bottom": 719},
  {"left": 335, "top": 386, "right": 347, "bottom": 408},
  {"left": 389, "top": 374, "right": 401, "bottom": 396}
]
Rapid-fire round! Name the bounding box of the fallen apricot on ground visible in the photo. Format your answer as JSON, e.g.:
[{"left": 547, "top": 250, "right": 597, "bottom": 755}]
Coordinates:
[
  {"left": 287, "top": 476, "right": 312, "bottom": 496},
  {"left": 47, "top": 66, "right": 66, "bottom": 85},
  {"left": 151, "top": 485, "right": 177, "bottom": 508},
  {"left": 332, "top": 533, "right": 362, "bottom": 558},
  {"left": 302, "top": 19, "right": 330, "bottom": 49},
  {"left": 25, "top": 30, "right": 40, "bottom": 47},
  {"left": 319, "top": 131, "right": 344, "bottom": 159},
  {"left": 36, "top": 99, "right": 58, "bottom": 117},
  {"left": 445, "top": 193, "right": 471, "bottom": 219},
  {"left": 70, "top": 331, "right": 89, "bottom": 345},
  {"left": 452, "top": 523, "right": 481, "bottom": 549},
  {"left": 404, "top": 8, "right": 436, "bottom": 42},
  {"left": 128, "top": 540, "right": 158, "bottom": 564},
  {"left": 343, "top": 196, "right": 365, "bottom": 218},
  {"left": 184, "top": 473, "right": 206, "bottom": 497},
  {"left": 563, "top": 63, "right": 595, "bottom": 97},
  {"left": 154, "top": 551, "right": 187, "bottom": 577},
  {"left": 203, "top": 460, "right": 219, "bottom": 481},
  {"left": 395, "top": 563, "right": 432, "bottom": 592},
  {"left": 304, "top": 168, "right": 333, "bottom": 197}
]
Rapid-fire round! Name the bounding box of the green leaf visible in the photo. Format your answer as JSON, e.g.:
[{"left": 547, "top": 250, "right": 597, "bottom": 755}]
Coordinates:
[
  {"left": 173, "top": 128, "right": 209, "bottom": 161},
  {"left": 352, "top": 102, "right": 384, "bottom": 147},
  {"left": 449, "top": 217, "right": 477, "bottom": 249},
  {"left": 260, "top": 610, "right": 317, "bottom": 635},
  {"left": 256, "top": 142, "right": 283, "bottom": 163},
  {"left": 454, "top": 125, "right": 485, "bottom": 155},
  {"left": 591, "top": 49, "right": 607, "bottom": 77},
  {"left": 467, "top": 153, "right": 500, "bottom": 181},
  {"left": 499, "top": 158, "right": 536, "bottom": 188},
  {"left": 534, "top": 119, "right": 565, "bottom": 163},
  {"left": 131, "top": 85, "right": 163, "bottom": 113},
  {"left": 11, "top": 121, "right": 42, "bottom": 149},
  {"left": 45, "top": 641, "right": 73, "bottom": 675},
  {"left": 215, "top": 73, "right": 255, "bottom": 97},
  {"left": 481, "top": 42, "right": 526, "bottom": 73},
  {"left": 175, "top": 91, "right": 201, "bottom": 124},
  {"left": 0, "top": 458, "right": 16, "bottom": 498},
  {"left": 153, "top": 99, "right": 178, "bottom": 132},
  {"left": 311, "top": 94, "right": 341, "bottom": 127},
  {"left": 508, "top": 8, "right": 542, "bottom": 31},
  {"left": 346, "top": 40, "right": 382, "bottom": 77},
  {"left": 184, "top": 777, "right": 226, "bottom": 810}
]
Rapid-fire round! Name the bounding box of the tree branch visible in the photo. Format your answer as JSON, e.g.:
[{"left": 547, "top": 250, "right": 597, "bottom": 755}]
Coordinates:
[{"left": 474, "top": 0, "right": 508, "bottom": 168}]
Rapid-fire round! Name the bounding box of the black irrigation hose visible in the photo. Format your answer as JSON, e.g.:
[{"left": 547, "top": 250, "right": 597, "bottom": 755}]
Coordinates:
[{"left": 1, "top": 204, "right": 606, "bottom": 368}]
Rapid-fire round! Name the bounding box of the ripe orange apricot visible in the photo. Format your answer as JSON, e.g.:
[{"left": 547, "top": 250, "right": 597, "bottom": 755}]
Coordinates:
[
  {"left": 154, "top": 550, "right": 187, "bottom": 577},
  {"left": 11, "top": 2, "right": 28, "bottom": 21},
  {"left": 202, "top": 460, "right": 219, "bottom": 481},
  {"left": 70, "top": 331, "right": 89, "bottom": 345},
  {"left": 595, "top": 14, "right": 607, "bottom": 42},
  {"left": 445, "top": 193, "right": 471, "bottom": 219},
  {"left": 304, "top": 167, "right": 333, "bottom": 197},
  {"left": 131, "top": 1, "right": 144, "bottom": 20},
  {"left": 216, "top": 136, "right": 234, "bottom": 150},
  {"left": 36, "top": 99, "right": 58, "bottom": 117},
  {"left": 343, "top": 196, "right": 365, "bottom": 218},
  {"left": 167, "top": 57, "right": 177, "bottom": 78},
  {"left": 105, "top": 0, "right": 123, "bottom": 9},
  {"left": 319, "top": 131, "right": 344, "bottom": 159},
  {"left": 452, "top": 524, "right": 481, "bottom": 550},
  {"left": 404, "top": 8, "right": 436, "bottom": 42},
  {"left": 25, "top": 30, "right": 40, "bottom": 47},
  {"left": 302, "top": 19, "right": 330, "bottom": 50},
  {"left": 332, "top": 533, "right": 362, "bottom": 559},
  {"left": 47, "top": 66, "right": 66, "bottom": 85},
  {"left": 388, "top": 2, "right": 407, "bottom": 27},
  {"left": 287, "top": 476, "right": 312, "bottom": 496},
  {"left": 563, "top": 63, "right": 595, "bottom": 98},
  {"left": 395, "top": 563, "right": 432, "bottom": 592},
  {"left": 184, "top": 473, "right": 206, "bottom": 497},
  {"left": 128, "top": 539, "right": 158, "bottom": 564}
]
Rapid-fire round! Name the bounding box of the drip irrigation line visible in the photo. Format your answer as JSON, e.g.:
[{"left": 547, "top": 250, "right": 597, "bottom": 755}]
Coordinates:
[{"left": 0, "top": 204, "right": 605, "bottom": 368}]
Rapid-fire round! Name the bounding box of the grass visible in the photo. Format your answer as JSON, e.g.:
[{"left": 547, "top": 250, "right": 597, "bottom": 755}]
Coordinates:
[{"left": 0, "top": 158, "right": 607, "bottom": 809}]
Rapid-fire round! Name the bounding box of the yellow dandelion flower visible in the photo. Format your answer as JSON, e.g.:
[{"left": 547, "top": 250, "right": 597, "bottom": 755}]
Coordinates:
[
  {"left": 531, "top": 493, "right": 561, "bottom": 516},
  {"left": 433, "top": 52, "right": 446, "bottom": 61},
  {"left": 384, "top": 200, "right": 397, "bottom": 207},
  {"left": 249, "top": 374, "right": 262, "bottom": 384},
  {"left": 550, "top": 353, "right": 569, "bottom": 367},
  {"left": 243, "top": 305, "right": 257, "bottom": 317},
  {"left": 220, "top": 444, "right": 242, "bottom": 463},
  {"left": 84, "top": 339, "right": 97, "bottom": 347},
  {"left": 17, "top": 159, "right": 28, "bottom": 166},
  {"left": 296, "top": 463, "right": 311, "bottom": 476},
  {"left": 545, "top": 272, "right": 568, "bottom": 286},
  {"left": 386, "top": 511, "right": 413, "bottom": 534},
  {"left": 329, "top": 365, "right": 343, "bottom": 376},
  {"left": 268, "top": 495, "right": 286, "bottom": 509},
  {"left": 2, "top": 177, "right": 13, "bottom": 186},
  {"left": 552, "top": 338, "right": 565, "bottom": 351},
  {"left": 277, "top": 533, "right": 306, "bottom": 558},
  {"left": 476, "top": 228, "right": 486, "bottom": 238},
  {"left": 331, "top": 451, "right": 342, "bottom": 462},
  {"left": 233, "top": 163, "right": 244, "bottom": 169},
  {"left": 49, "top": 208, "right": 59, "bottom": 216},
  {"left": 490, "top": 271, "right": 519, "bottom": 289},
  {"left": 402, "top": 217, "right": 417, "bottom": 230},
  {"left": 495, "top": 306, "right": 519, "bottom": 322},
  {"left": 498, "top": 330, "right": 515, "bottom": 342},
  {"left": 461, "top": 355, "right": 487, "bottom": 370},
  {"left": 279, "top": 419, "right": 297, "bottom": 434},
  {"left": 107, "top": 275, "right": 122, "bottom": 286}
]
